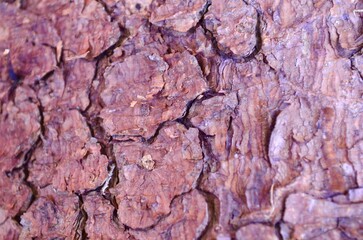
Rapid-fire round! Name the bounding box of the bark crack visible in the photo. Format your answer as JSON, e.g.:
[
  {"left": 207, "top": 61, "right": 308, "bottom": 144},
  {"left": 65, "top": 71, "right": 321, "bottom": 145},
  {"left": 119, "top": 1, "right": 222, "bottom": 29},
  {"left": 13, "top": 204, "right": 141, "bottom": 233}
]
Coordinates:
[{"left": 73, "top": 194, "right": 88, "bottom": 240}]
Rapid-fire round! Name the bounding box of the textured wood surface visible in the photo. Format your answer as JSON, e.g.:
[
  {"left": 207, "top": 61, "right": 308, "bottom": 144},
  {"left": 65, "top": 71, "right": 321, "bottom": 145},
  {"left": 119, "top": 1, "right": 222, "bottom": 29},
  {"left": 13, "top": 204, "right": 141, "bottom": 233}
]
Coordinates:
[{"left": 0, "top": 0, "right": 362, "bottom": 239}]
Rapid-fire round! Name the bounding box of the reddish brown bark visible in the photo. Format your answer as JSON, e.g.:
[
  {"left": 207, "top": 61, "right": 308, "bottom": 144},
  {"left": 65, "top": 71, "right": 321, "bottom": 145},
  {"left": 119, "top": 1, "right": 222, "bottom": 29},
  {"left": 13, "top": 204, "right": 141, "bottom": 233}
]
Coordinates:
[{"left": 0, "top": 0, "right": 362, "bottom": 239}]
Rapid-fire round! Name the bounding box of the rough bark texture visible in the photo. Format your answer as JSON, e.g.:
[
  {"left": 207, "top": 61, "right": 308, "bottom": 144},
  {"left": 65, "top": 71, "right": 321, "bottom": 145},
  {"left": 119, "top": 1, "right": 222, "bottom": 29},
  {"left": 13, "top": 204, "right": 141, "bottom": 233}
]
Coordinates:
[{"left": 0, "top": 0, "right": 362, "bottom": 239}]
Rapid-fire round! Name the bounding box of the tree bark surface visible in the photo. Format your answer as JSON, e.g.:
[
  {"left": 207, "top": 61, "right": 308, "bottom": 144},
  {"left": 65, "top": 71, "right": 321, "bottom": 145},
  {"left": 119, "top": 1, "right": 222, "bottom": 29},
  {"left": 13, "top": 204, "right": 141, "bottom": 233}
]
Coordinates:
[{"left": 0, "top": 0, "right": 362, "bottom": 239}]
